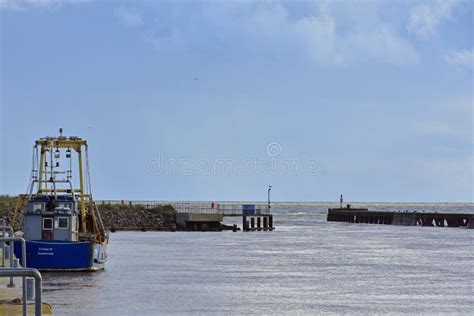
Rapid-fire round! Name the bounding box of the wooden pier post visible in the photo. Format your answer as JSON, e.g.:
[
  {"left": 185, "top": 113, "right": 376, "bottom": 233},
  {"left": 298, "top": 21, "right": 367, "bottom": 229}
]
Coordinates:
[
  {"left": 243, "top": 216, "right": 249, "bottom": 232},
  {"left": 421, "top": 218, "right": 433, "bottom": 226},
  {"left": 269, "top": 215, "right": 273, "bottom": 230},
  {"left": 250, "top": 217, "right": 255, "bottom": 231},
  {"left": 447, "top": 218, "right": 460, "bottom": 227},
  {"left": 257, "top": 217, "right": 261, "bottom": 231},
  {"left": 263, "top": 216, "right": 268, "bottom": 231}
]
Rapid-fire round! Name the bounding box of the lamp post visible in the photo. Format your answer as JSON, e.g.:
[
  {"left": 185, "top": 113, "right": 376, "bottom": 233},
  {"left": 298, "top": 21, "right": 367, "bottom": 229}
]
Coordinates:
[{"left": 267, "top": 185, "right": 272, "bottom": 212}]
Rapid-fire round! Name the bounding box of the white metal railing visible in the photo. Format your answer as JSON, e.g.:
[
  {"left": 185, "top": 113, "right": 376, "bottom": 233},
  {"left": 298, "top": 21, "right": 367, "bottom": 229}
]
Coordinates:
[
  {"left": 97, "top": 200, "right": 176, "bottom": 208},
  {"left": 0, "top": 268, "right": 43, "bottom": 316},
  {"left": 1, "top": 225, "right": 15, "bottom": 269},
  {"left": 95, "top": 200, "right": 271, "bottom": 215},
  {"left": 0, "top": 224, "right": 38, "bottom": 316}
]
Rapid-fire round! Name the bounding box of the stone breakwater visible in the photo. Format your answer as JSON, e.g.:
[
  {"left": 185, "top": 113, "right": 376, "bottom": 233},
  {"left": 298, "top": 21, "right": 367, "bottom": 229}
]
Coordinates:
[
  {"left": 0, "top": 195, "right": 177, "bottom": 231},
  {"left": 98, "top": 204, "right": 177, "bottom": 231},
  {"left": 0, "top": 195, "right": 17, "bottom": 226},
  {"left": 1, "top": 196, "right": 236, "bottom": 232}
]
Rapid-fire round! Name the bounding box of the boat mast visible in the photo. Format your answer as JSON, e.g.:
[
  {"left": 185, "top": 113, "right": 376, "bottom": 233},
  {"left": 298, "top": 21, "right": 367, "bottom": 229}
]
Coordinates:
[
  {"left": 13, "top": 129, "right": 101, "bottom": 236},
  {"left": 33, "top": 129, "right": 88, "bottom": 233},
  {"left": 77, "top": 145, "right": 87, "bottom": 233},
  {"left": 38, "top": 147, "right": 44, "bottom": 193}
]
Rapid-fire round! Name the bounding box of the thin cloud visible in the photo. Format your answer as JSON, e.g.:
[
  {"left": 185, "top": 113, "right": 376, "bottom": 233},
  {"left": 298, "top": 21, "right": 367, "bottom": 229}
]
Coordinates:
[
  {"left": 0, "top": 0, "right": 90, "bottom": 10},
  {"left": 143, "top": 2, "right": 419, "bottom": 67},
  {"left": 445, "top": 49, "right": 474, "bottom": 70},
  {"left": 415, "top": 157, "right": 473, "bottom": 194},
  {"left": 114, "top": 6, "right": 143, "bottom": 28},
  {"left": 415, "top": 120, "right": 458, "bottom": 136},
  {"left": 413, "top": 96, "right": 473, "bottom": 140},
  {"left": 408, "top": 0, "right": 462, "bottom": 39}
]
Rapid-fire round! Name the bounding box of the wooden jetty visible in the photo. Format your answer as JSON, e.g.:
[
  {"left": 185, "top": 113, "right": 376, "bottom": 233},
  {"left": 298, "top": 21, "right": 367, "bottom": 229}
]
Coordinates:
[{"left": 327, "top": 205, "right": 473, "bottom": 228}]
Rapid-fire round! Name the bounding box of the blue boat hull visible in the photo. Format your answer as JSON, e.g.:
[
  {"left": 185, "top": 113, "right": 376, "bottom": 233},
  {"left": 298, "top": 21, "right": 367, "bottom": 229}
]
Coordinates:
[{"left": 14, "top": 240, "right": 107, "bottom": 271}]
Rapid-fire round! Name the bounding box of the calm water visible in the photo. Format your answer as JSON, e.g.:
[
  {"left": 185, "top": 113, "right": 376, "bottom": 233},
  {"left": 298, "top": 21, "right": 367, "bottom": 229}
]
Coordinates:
[{"left": 42, "top": 203, "right": 473, "bottom": 315}]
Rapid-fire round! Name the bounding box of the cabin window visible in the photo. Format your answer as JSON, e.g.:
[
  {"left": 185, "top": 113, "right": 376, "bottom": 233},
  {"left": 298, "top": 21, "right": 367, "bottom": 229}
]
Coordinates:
[
  {"left": 58, "top": 217, "right": 69, "bottom": 229},
  {"left": 33, "top": 203, "right": 44, "bottom": 213},
  {"left": 42, "top": 218, "right": 53, "bottom": 230},
  {"left": 57, "top": 203, "right": 71, "bottom": 210}
]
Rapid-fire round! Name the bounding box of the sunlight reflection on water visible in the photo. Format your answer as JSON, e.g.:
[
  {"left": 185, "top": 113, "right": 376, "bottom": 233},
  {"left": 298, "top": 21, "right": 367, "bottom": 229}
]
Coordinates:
[{"left": 42, "top": 202, "right": 473, "bottom": 315}]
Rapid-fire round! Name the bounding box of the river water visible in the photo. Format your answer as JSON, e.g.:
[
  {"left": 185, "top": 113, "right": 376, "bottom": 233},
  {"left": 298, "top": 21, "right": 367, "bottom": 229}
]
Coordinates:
[{"left": 42, "top": 203, "right": 473, "bottom": 315}]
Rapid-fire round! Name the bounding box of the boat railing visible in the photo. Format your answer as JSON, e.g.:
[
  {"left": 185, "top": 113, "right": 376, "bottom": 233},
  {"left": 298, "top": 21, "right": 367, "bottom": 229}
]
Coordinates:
[
  {"left": 11, "top": 194, "right": 28, "bottom": 231},
  {"left": 93, "top": 201, "right": 107, "bottom": 234}
]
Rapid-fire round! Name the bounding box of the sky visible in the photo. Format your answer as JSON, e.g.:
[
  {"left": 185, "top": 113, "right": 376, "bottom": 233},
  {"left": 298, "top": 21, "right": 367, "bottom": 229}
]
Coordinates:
[{"left": 0, "top": 0, "right": 473, "bottom": 202}]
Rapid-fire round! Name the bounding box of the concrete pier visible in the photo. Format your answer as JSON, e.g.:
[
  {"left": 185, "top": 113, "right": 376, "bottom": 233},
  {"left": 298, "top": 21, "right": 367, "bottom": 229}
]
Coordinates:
[
  {"left": 0, "top": 249, "right": 54, "bottom": 315},
  {"left": 172, "top": 203, "right": 275, "bottom": 232},
  {"left": 327, "top": 207, "right": 473, "bottom": 229},
  {"left": 95, "top": 201, "right": 276, "bottom": 232},
  {"left": 175, "top": 213, "right": 224, "bottom": 231}
]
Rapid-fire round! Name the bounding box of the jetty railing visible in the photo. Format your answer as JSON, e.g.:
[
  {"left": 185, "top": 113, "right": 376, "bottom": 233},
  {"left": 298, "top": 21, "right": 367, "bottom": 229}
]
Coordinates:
[
  {"left": 1, "top": 234, "right": 28, "bottom": 315},
  {"left": 217, "top": 204, "right": 270, "bottom": 216},
  {"left": 172, "top": 203, "right": 270, "bottom": 216},
  {"left": 0, "top": 268, "right": 43, "bottom": 316},
  {"left": 0, "top": 225, "right": 15, "bottom": 268},
  {"left": 173, "top": 203, "right": 219, "bottom": 214},
  {"left": 96, "top": 200, "right": 271, "bottom": 216},
  {"left": 97, "top": 200, "right": 178, "bottom": 208}
]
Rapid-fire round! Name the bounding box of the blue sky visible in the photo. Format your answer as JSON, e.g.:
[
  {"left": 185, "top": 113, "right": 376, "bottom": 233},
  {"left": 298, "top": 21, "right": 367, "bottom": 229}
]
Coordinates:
[{"left": 0, "top": 0, "right": 472, "bottom": 202}]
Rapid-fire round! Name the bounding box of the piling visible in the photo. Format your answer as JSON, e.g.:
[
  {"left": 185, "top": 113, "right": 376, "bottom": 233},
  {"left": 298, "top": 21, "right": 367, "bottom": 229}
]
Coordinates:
[{"left": 242, "top": 216, "right": 249, "bottom": 232}]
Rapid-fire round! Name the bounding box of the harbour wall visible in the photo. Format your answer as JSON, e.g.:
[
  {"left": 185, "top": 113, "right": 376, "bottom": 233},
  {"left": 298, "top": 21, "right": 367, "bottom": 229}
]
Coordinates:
[
  {"left": 327, "top": 207, "right": 473, "bottom": 228},
  {"left": 0, "top": 196, "right": 177, "bottom": 232},
  {"left": 98, "top": 204, "right": 177, "bottom": 231}
]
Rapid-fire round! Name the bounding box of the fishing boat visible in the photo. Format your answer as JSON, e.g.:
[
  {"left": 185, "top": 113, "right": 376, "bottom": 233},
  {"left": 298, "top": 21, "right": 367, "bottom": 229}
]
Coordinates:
[{"left": 12, "top": 129, "right": 108, "bottom": 271}]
